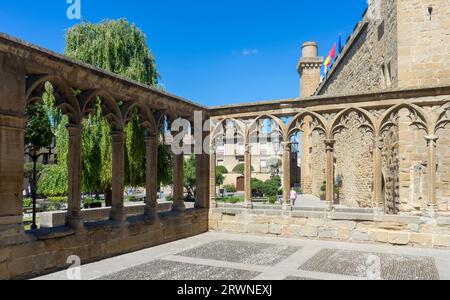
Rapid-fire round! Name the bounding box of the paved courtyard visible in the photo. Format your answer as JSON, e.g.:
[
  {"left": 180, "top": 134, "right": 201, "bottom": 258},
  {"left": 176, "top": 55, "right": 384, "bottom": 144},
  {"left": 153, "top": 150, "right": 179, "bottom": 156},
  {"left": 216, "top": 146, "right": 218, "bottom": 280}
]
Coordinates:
[{"left": 35, "top": 232, "right": 450, "bottom": 280}]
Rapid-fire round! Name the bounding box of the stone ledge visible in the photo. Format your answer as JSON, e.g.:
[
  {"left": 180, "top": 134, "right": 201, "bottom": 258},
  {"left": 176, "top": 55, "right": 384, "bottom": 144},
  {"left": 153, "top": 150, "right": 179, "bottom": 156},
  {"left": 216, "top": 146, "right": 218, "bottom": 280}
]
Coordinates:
[
  {"left": 330, "top": 212, "right": 375, "bottom": 221},
  {"left": 437, "top": 217, "right": 450, "bottom": 226}
]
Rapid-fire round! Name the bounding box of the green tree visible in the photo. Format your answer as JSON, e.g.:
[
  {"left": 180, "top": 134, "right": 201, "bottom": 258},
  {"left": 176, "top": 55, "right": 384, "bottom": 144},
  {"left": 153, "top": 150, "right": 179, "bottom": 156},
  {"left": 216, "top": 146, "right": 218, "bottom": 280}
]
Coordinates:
[
  {"left": 24, "top": 104, "right": 54, "bottom": 150},
  {"left": 183, "top": 155, "right": 196, "bottom": 201},
  {"left": 232, "top": 163, "right": 254, "bottom": 175},
  {"left": 216, "top": 166, "right": 228, "bottom": 187},
  {"left": 38, "top": 19, "right": 170, "bottom": 199}
]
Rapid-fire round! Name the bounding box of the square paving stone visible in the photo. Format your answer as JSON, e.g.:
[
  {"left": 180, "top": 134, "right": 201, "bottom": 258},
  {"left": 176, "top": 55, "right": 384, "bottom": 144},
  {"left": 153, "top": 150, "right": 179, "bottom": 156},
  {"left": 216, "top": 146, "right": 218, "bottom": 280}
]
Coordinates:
[
  {"left": 97, "top": 260, "right": 261, "bottom": 280},
  {"left": 299, "top": 249, "right": 439, "bottom": 280},
  {"left": 177, "top": 240, "right": 301, "bottom": 266}
]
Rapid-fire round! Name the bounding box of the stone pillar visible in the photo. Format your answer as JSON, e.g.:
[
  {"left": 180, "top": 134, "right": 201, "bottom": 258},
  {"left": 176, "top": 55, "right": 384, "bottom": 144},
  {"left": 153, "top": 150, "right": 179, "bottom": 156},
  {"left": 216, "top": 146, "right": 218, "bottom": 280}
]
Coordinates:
[
  {"left": 110, "top": 131, "right": 126, "bottom": 222},
  {"left": 144, "top": 134, "right": 158, "bottom": 218},
  {"left": 0, "top": 115, "right": 26, "bottom": 231},
  {"left": 209, "top": 146, "right": 217, "bottom": 208},
  {"left": 297, "top": 42, "right": 324, "bottom": 98},
  {"left": 243, "top": 141, "right": 252, "bottom": 208},
  {"left": 282, "top": 142, "right": 292, "bottom": 208},
  {"left": 425, "top": 134, "right": 438, "bottom": 215},
  {"left": 0, "top": 53, "right": 26, "bottom": 239},
  {"left": 195, "top": 152, "right": 210, "bottom": 209},
  {"left": 172, "top": 151, "right": 185, "bottom": 211},
  {"left": 66, "top": 125, "right": 83, "bottom": 229},
  {"left": 300, "top": 116, "right": 312, "bottom": 194},
  {"left": 374, "top": 136, "right": 383, "bottom": 209},
  {"left": 325, "top": 139, "right": 336, "bottom": 208}
]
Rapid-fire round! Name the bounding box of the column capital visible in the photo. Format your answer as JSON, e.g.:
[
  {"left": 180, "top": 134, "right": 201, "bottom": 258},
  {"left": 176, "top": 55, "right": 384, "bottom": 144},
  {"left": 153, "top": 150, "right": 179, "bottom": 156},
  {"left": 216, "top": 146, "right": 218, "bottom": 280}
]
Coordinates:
[
  {"left": 111, "top": 130, "right": 125, "bottom": 142},
  {"left": 66, "top": 124, "right": 82, "bottom": 135},
  {"left": 375, "top": 136, "right": 384, "bottom": 150},
  {"left": 324, "top": 139, "right": 336, "bottom": 151},
  {"left": 425, "top": 134, "right": 439, "bottom": 146}
]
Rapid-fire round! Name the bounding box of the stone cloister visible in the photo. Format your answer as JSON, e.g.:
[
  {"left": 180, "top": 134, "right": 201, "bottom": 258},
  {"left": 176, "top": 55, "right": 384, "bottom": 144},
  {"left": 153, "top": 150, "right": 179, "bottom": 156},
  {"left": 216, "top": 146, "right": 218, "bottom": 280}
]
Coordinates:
[{"left": 1, "top": 32, "right": 450, "bottom": 279}]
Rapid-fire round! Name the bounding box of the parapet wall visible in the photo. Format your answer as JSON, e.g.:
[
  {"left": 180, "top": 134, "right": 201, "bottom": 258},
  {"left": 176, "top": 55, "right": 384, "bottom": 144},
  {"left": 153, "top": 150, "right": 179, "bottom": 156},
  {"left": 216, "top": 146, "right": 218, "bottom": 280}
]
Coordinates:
[
  {"left": 210, "top": 204, "right": 450, "bottom": 249},
  {"left": 0, "top": 209, "right": 208, "bottom": 280}
]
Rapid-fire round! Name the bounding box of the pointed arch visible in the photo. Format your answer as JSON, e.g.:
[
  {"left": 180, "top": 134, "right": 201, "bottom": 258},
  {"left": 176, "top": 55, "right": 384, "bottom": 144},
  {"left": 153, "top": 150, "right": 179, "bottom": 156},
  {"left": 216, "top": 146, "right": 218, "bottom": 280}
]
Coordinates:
[
  {"left": 287, "top": 110, "right": 329, "bottom": 140},
  {"left": 434, "top": 101, "right": 450, "bottom": 134},
  {"left": 79, "top": 89, "right": 124, "bottom": 131},
  {"left": 26, "top": 74, "right": 81, "bottom": 125},
  {"left": 248, "top": 113, "right": 287, "bottom": 141},
  {"left": 330, "top": 107, "right": 376, "bottom": 138},
  {"left": 377, "top": 103, "right": 430, "bottom": 135},
  {"left": 210, "top": 117, "right": 245, "bottom": 147}
]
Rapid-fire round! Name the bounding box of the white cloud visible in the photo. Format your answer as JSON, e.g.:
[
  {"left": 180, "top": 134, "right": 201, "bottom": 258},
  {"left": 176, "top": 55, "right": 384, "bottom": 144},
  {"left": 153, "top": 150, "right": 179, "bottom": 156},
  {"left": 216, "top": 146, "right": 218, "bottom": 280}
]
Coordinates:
[{"left": 242, "top": 49, "right": 259, "bottom": 56}]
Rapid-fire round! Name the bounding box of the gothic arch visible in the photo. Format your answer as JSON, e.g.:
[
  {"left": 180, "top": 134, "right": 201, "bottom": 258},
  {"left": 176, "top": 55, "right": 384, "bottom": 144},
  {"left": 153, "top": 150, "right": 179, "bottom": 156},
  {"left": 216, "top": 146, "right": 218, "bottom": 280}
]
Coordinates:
[
  {"left": 377, "top": 103, "right": 431, "bottom": 135},
  {"left": 287, "top": 110, "right": 329, "bottom": 140},
  {"left": 79, "top": 89, "right": 124, "bottom": 131},
  {"left": 210, "top": 117, "right": 245, "bottom": 147},
  {"left": 248, "top": 114, "right": 287, "bottom": 142},
  {"left": 121, "top": 100, "right": 164, "bottom": 135},
  {"left": 434, "top": 101, "right": 450, "bottom": 134},
  {"left": 26, "top": 74, "right": 81, "bottom": 124},
  {"left": 330, "top": 107, "right": 376, "bottom": 138}
]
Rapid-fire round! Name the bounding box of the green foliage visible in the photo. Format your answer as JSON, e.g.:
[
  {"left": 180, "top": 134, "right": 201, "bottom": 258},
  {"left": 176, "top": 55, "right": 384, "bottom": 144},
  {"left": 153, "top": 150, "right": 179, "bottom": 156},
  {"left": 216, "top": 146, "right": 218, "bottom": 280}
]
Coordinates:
[
  {"left": 217, "top": 197, "right": 243, "bottom": 204},
  {"left": 25, "top": 104, "right": 54, "bottom": 150},
  {"left": 183, "top": 155, "right": 196, "bottom": 197},
  {"left": 65, "top": 19, "right": 159, "bottom": 86},
  {"left": 320, "top": 181, "right": 326, "bottom": 193},
  {"left": 251, "top": 176, "right": 282, "bottom": 197},
  {"left": 232, "top": 163, "right": 254, "bottom": 175},
  {"left": 126, "top": 195, "right": 137, "bottom": 202},
  {"left": 83, "top": 198, "right": 102, "bottom": 209},
  {"left": 157, "top": 143, "right": 173, "bottom": 186},
  {"left": 223, "top": 184, "right": 237, "bottom": 193},
  {"left": 268, "top": 196, "right": 277, "bottom": 204},
  {"left": 23, "top": 162, "right": 45, "bottom": 178},
  {"left": 124, "top": 113, "right": 146, "bottom": 187},
  {"left": 23, "top": 198, "right": 32, "bottom": 208},
  {"left": 215, "top": 166, "right": 228, "bottom": 187},
  {"left": 262, "top": 176, "right": 282, "bottom": 197}
]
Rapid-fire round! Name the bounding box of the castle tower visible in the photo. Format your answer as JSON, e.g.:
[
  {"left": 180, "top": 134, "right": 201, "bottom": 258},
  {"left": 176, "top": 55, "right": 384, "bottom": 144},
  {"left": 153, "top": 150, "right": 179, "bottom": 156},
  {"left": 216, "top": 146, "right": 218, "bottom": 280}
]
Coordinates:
[
  {"left": 297, "top": 42, "right": 323, "bottom": 97},
  {"left": 297, "top": 42, "right": 323, "bottom": 195}
]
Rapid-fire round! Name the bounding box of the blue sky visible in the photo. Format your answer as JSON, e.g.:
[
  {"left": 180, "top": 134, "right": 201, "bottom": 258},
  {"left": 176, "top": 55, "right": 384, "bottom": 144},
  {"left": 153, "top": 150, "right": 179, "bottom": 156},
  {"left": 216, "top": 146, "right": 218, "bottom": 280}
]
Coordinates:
[{"left": 0, "top": 0, "right": 367, "bottom": 106}]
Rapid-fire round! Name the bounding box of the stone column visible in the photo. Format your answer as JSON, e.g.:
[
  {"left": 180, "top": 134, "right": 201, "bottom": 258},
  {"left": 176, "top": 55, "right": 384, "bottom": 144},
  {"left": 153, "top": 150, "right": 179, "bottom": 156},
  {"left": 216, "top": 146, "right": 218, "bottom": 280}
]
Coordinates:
[
  {"left": 195, "top": 152, "right": 210, "bottom": 209},
  {"left": 243, "top": 141, "right": 252, "bottom": 208},
  {"left": 300, "top": 116, "right": 313, "bottom": 194},
  {"left": 144, "top": 134, "right": 158, "bottom": 218},
  {"left": 66, "top": 125, "right": 83, "bottom": 229},
  {"left": 325, "top": 139, "right": 336, "bottom": 208},
  {"left": 374, "top": 136, "right": 383, "bottom": 210},
  {"left": 0, "top": 54, "right": 27, "bottom": 239},
  {"left": 110, "top": 131, "right": 126, "bottom": 222},
  {"left": 0, "top": 115, "right": 26, "bottom": 231},
  {"left": 171, "top": 125, "right": 186, "bottom": 212},
  {"left": 209, "top": 146, "right": 217, "bottom": 208},
  {"left": 425, "top": 134, "right": 438, "bottom": 215},
  {"left": 282, "top": 141, "right": 292, "bottom": 208}
]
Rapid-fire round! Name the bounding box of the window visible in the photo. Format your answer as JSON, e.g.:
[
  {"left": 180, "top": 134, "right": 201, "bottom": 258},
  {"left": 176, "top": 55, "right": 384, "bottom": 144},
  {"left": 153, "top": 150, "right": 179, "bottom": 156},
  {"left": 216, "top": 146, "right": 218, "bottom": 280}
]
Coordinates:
[
  {"left": 260, "top": 160, "right": 268, "bottom": 171},
  {"left": 381, "top": 62, "right": 392, "bottom": 88}
]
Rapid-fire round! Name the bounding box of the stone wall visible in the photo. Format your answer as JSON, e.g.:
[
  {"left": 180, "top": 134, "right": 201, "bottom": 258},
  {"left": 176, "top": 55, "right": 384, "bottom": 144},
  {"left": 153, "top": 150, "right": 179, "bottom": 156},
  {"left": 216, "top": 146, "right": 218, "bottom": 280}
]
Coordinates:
[
  {"left": 397, "top": 0, "right": 450, "bottom": 88},
  {"left": 0, "top": 209, "right": 208, "bottom": 280},
  {"left": 334, "top": 112, "right": 374, "bottom": 207},
  {"left": 397, "top": 109, "right": 429, "bottom": 214},
  {"left": 317, "top": 0, "right": 398, "bottom": 96},
  {"left": 310, "top": 131, "right": 326, "bottom": 197},
  {"left": 436, "top": 125, "right": 450, "bottom": 212},
  {"left": 381, "top": 125, "right": 400, "bottom": 213},
  {"left": 210, "top": 205, "right": 450, "bottom": 250}
]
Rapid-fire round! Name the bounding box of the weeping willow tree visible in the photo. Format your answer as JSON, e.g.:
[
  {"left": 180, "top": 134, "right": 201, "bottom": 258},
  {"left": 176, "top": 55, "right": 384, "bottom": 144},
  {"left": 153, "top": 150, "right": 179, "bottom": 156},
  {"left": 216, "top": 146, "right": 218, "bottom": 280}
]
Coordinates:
[{"left": 39, "top": 19, "right": 172, "bottom": 200}]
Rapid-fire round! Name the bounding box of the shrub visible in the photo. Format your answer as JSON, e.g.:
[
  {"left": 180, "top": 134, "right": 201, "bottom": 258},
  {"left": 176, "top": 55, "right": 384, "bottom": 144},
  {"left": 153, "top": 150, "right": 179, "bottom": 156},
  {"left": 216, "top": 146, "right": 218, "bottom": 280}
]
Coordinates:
[
  {"left": 126, "top": 195, "right": 137, "bottom": 202},
  {"left": 268, "top": 196, "right": 277, "bottom": 204},
  {"left": 166, "top": 196, "right": 173, "bottom": 202},
  {"left": 223, "top": 184, "right": 237, "bottom": 193},
  {"left": 83, "top": 198, "right": 102, "bottom": 209},
  {"left": 23, "top": 198, "right": 33, "bottom": 208},
  {"left": 232, "top": 163, "right": 254, "bottom": 175},
  {"left": 262, "top": 176, "right": 281, "bottom": 197}
]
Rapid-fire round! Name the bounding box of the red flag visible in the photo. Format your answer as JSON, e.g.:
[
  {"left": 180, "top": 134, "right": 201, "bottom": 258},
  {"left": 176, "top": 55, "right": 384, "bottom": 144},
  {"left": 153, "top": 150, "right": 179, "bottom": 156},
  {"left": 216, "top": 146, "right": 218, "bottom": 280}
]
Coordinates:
[{"left": 329, "top": 44, "right": 336, "bottom": 60}]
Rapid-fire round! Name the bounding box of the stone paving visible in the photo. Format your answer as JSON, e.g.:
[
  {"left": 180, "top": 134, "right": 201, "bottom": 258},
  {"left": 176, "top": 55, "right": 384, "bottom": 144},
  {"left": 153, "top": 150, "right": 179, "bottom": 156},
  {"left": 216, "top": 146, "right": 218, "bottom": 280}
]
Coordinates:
[{"left": 35, "top": 232, "right": 450, "bottom": 280}]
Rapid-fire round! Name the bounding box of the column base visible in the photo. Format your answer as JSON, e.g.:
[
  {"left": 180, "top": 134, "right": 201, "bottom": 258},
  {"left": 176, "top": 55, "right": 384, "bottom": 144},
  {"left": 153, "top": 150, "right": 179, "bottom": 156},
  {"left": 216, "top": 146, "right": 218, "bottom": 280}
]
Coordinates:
[
  {"left": 282, "top": 203, "right": 293, "bottom": 211},
  {"left": 144, "top": 207, "right": 159, "bottom": 220},
  {"left": 110, "top": 209, "right": 127, "bottom": 223},
  {"left": 242, "top": 201, "right": 253, "bottom": 209},
  {"left": 171, "top": 202, "right": 186, "bottom": 212},
  {"left": 426, "top": 205, "right": 437, "bottom": 218},
  {"left": 65, "top": 214, "right": 84, "bottom": 231}
]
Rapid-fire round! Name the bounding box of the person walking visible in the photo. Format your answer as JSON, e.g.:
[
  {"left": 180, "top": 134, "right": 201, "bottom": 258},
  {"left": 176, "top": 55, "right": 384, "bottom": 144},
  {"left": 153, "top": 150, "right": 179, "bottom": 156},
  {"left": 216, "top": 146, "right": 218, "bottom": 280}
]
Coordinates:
[{"left": 290, "top": 188, "right": 298, "bottom": 207}]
